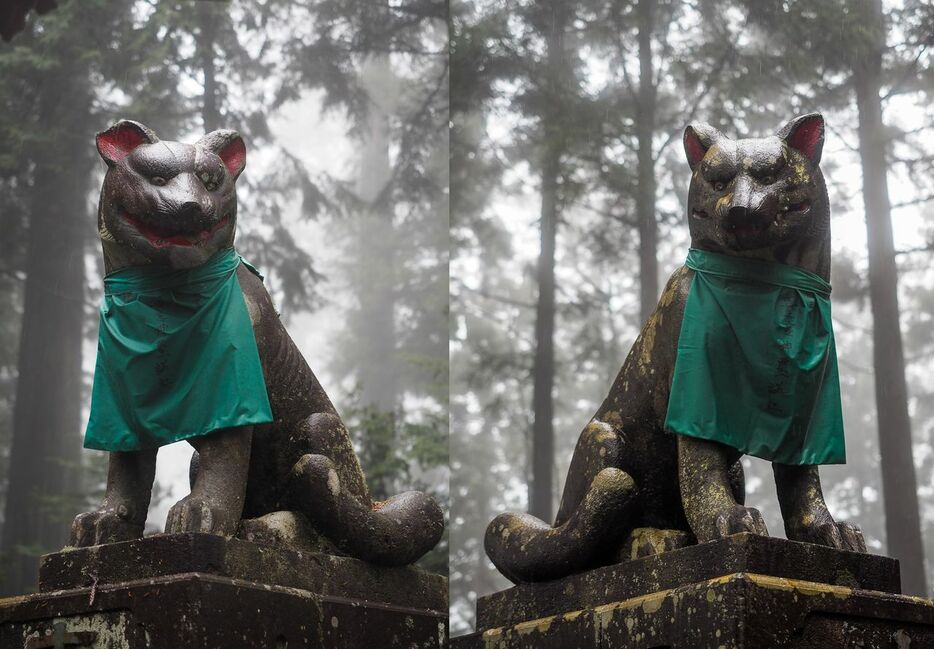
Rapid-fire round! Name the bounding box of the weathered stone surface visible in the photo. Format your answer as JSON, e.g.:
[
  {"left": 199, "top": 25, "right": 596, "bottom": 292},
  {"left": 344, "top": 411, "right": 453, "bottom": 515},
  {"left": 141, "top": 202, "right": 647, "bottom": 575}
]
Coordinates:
[
  {"left": 454, "top": 572, "right": 934, "bottom": 648},
  {"left": 476, "top": 533, "right": 899, "bottom": 629},
  {"left": 39, "top": 533, "right": 446, "bottom": 613},
  {"left": 484, "top": 114, "right": 869, "bottom": 588},
  {"left": 617, "top": 527, "right": 693, "bottom": 561},
  {"left": 2, "top": 572, "right": 447, "bottom": 648},
  {"left": 75, "top": 120, "right": 444, "bottom": 568}
]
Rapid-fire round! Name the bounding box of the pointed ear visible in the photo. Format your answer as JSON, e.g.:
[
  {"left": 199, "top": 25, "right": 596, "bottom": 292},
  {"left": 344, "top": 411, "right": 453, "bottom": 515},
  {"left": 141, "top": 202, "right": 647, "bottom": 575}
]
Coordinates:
[
  {"left": 776, "top": 113, "right": 824, "bottom": 165},
  {"left": 198, "top": 130, "right": 246, "bottom": 180},
  {"left": 683, "top": 122, "right": 722, "bottom": 171},
  {"left": 96, "top": 120, "right": 158, "bottom": 167}
]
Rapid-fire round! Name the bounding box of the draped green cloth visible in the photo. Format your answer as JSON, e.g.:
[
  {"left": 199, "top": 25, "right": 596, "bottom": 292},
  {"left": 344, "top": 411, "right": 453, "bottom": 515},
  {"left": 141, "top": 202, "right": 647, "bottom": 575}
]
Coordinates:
[
  {"left": 84, "top": 247, "right": 273, "bottom": 452},
  {"left": 664, "top": 248, "right": 845, "bottom": 465}
]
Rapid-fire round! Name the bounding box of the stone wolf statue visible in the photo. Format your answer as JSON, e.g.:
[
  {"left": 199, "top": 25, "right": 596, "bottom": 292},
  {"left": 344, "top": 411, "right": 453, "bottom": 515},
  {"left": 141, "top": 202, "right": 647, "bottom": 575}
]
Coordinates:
[
  {"left": 485, "top": 113, "right": 866, "bottom": 583},
  {"left": 71, "top": 120, "right": 443, "bottom": 566}
]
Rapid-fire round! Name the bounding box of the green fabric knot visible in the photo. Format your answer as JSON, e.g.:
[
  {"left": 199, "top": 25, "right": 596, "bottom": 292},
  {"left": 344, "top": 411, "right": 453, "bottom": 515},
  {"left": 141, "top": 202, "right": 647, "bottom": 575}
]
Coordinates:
[
  {"left": 84, "top": 247, "right": 273, "bottom": 452},
  {"left": 664, "top": 248, "right": 845, "bottom": 465}
]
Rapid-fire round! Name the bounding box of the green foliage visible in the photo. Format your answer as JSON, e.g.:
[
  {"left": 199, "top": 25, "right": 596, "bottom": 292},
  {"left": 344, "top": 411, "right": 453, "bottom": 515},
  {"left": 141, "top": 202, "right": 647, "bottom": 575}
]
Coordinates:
[
  {"left": 0, "top": 0, "right": 171, "bottom": 566},
  {"left": 0, "top": 0, "right": 449, "bottom": 589},
  {"left": 342, "top": 393, "right": 449, "bottom": 575},
  {"left": 450, "top": 0, "right": 934, "bottom": 633},
  {"left": 271, "top": 1, "right": 452, "bottom": 564},
  {"left": 349, "top": 404, "right": 410, "bottom": 499}
]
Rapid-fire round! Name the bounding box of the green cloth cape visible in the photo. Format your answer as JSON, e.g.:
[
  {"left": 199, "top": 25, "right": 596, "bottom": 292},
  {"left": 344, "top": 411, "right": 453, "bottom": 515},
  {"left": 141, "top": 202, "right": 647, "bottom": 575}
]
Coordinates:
[
  {"left": 84, "top": 247, "right": 273, "bottom": 452},
  {"left": 664, "top": 248, "right": 845, "bottom": 465}
]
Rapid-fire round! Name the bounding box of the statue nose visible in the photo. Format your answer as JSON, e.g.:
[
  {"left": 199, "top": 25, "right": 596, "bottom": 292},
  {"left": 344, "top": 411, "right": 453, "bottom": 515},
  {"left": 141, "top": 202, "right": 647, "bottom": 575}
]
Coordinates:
[
  {"left": 726, "top": 176, "right": 752, "bottom": 219},
  {"left": 177, "top": 201, "right": 204, "bottom": 220},
  {"left": 724, "top": 199, "right": 766, "bottom": 233}
]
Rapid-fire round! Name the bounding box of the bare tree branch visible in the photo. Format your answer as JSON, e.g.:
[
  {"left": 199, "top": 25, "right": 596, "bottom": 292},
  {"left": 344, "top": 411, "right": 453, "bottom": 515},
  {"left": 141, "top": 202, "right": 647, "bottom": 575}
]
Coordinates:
[
  {"left": 895, "top": 241, "right": 934, "bottom": 256},
  {"left": 459, "top": 284, "right": 535, "bottom": 309},
  {"left": 892, "top": 194, "right": 934, "bottom": 210},
  {"left": 881, "top": 43, "right": 929, "bottom": 102}
]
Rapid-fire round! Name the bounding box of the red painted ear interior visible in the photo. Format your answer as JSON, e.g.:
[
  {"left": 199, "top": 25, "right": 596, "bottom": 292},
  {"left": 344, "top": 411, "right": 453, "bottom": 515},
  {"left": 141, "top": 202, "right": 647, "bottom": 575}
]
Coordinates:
[
  {"left": 218, "top": 137, "right": 246, "bottom": 177},
  {"left": 97, "top": 126, "right": 147, "bottom": 164},
  {"left": 684, "top": 128, "right": 708, "bottom": 168},
  {"left": 786, "top": 117, "right": 823, "bottom": 161}
]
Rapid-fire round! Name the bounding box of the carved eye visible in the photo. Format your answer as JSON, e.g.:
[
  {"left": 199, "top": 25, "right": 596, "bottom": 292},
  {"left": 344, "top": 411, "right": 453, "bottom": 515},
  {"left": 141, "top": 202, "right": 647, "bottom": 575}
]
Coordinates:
[
  {"left": 151, "top": 176, "right": 167, "bottom": 187},
  {"left": 713, "top": 181, "right": 726, "bottom": 191},
  {"left": 199, "top": 171, "right": 218, "bottom": 192}
]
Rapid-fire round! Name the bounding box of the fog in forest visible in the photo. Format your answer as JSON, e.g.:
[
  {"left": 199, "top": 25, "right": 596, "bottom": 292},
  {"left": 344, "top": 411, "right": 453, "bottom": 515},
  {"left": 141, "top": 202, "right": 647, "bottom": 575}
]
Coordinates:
[
  {"left": 451, "top": 0, "right": 934, "bottom": 635},
  {"left": 0, "top": 0, "right": 449, "bottom": 595},
  {"left": 2, "top": 0, "right": 934, "bottom": 639}
]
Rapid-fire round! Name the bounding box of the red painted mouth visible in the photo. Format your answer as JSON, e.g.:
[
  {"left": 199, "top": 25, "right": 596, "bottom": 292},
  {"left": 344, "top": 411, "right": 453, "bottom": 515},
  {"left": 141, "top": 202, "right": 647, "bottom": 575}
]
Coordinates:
[
  {"left": 731, "top": 222, "right": 768, "bottom": 238},
  {"left": 122, "top": 211, "right": 230, "bottom": 249}
]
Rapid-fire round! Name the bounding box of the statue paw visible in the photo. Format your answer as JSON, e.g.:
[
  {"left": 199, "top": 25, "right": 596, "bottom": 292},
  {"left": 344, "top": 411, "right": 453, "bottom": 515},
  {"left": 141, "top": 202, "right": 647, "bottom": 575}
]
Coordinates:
[
  {"left": 713, "top": 504, "right": 769, "bottom": 539},
  {"left": 70, "top": 506, "right": 142, "bottom": 547},
  {"left": 165, "top": 496, "right": 235, "bottom": 536},
  {"left": 789, "top": 517, "right": 867, "bottom": 553}
]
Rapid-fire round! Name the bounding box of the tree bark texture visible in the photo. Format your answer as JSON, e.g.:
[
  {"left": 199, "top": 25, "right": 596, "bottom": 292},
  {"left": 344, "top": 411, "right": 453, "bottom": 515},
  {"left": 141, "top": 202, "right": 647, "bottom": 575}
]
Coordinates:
[
  {"left": 353, "top": 54, "right": 399, "bottom": 499},
  {"left": 1, "top": 69, "right": 88, "bottom": 595},
  {"left": 530, "top": 1, "right": 567, "bottom": 523},
  {"left": 636, "top": 0, "right": 658, "bottom": 326},
  {"left": 852, "top": 0, "right": 927, "bottom": 597},
  {"left": 198, "top": 2, "right": 221, "bottom": 133}
]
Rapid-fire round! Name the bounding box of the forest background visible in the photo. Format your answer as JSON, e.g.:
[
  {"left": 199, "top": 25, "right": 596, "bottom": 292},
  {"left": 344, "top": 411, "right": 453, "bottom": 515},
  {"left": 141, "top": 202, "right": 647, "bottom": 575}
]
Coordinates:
[
  {"left": 2, "top": 0, "right": 934, "bottom": 639},
  {"left": 0, "top": 0, "right": 449, "bottom": 595},
  {"left": 451, "top": 0, "right": 934, "bottom": 635}
]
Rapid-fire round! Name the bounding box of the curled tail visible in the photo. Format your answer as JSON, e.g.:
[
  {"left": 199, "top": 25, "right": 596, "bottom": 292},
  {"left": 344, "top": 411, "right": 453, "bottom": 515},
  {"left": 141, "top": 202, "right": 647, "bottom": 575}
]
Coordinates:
[
  {"left": 484, "top": 420, "right": 636, "bottom": 583},
  {"left": 485, "top": 468, "right": 636, "bottom": 582},
  {"left": 289, "top": 454, "right": 444, "bottom": 566}
]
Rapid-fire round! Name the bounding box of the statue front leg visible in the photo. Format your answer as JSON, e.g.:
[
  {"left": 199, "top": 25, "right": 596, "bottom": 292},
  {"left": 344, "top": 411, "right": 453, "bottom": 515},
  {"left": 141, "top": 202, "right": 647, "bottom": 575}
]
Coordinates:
[
  {"left": 774, "top": 463, "right": 866, "bottom": 552},
  {"left": 71, "top": 448, "right": 157, "bottom": 547},
  {"left": 166, "top": 426, "right": 252, "bottom": 536},
  {"left": 678, "top": 436, "right": 768, "bottom": 542}
]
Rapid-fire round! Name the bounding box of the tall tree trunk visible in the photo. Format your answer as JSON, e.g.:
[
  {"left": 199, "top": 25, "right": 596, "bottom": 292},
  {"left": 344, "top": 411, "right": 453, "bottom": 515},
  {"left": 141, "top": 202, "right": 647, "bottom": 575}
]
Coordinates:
[
  {"left": 1, "top": 72, "right": 88, "bottom": 595},
  {"left": 852, "top": 0, "right": 927, "bottom": 596},
  {"left": 531, "top": 146, "right": 559, "bottom": 522},
  {"left": 198, "top": 2, "right": 221, "bottom": 132},
  {"left": 636, "top": 0, "right": 658, "bottom": 325},
  {"left": 529, "top": 1, "right": 567, "bottom": 523},
  {"left": 353, "top": 54, "right": 398, "bottom": 499}
]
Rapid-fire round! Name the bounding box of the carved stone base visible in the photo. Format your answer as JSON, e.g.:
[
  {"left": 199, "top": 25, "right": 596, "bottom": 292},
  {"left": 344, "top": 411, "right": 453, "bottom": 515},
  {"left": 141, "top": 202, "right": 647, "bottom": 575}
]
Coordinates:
[
  {"left": 453, "top": 533, "right": 934, "bottom": 648},
  {"left": 1, "top": 533, "right": 447, "bottom": 648}
]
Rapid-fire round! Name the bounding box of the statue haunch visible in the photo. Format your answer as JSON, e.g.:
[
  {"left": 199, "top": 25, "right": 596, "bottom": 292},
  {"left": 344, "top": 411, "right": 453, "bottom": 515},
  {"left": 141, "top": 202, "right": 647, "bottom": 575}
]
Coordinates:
[
  {"left": 70, "top": 120, "right": 443, "bottom": 566},
  {"left": 485, "top": 113, "right": 867, "bottom": 584}
]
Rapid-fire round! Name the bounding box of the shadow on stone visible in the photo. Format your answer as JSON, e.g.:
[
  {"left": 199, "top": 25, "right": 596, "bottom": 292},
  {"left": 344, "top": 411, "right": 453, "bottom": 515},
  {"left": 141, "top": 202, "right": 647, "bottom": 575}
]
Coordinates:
[
  {"left": 454, "top": 534, "right": 934, "bottom": 648},
  {"left": 2, "top": 533, "right": 447, "bottom": 648}
]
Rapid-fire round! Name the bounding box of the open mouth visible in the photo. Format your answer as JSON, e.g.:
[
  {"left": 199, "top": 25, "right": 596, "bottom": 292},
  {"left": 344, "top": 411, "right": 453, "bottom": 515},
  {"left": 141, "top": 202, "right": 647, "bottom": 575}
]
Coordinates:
[
  {"left": 122, "top": 211, "right": 230, "bottom": 248},
  {"left": 725, "top": 221, "right": 768, "bottom": 239}
]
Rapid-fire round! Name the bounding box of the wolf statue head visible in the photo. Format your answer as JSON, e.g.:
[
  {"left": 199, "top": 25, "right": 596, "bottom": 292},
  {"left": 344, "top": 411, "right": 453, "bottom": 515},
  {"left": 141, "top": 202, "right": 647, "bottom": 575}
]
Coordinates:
[
  {"left": 96, "top": 120, "right": 246, "bottom": 272},
  {"left": 683, "top": 113, "right": 829, "bottom": 275}
]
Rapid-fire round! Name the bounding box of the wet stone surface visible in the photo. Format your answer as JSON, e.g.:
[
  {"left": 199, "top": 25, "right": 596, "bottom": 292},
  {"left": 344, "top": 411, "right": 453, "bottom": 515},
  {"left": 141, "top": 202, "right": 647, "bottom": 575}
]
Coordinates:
[
  {"left": 453, "top": 534, "right": 934, "bottom": 648},
  {"left": 454, "top": 572, "right": 934, "bottom": 649},
  {"left": 39, "top": 532, "right": 446, "bottom": 612},
  {"left": 2, "top": 573, "right": 447, "bottom": 649},
  {"left": 476, "top": 533, "right": 899, "bottom": 629},
  {"left": 3, "top": 534, "right": 447, "bottom": 648}
]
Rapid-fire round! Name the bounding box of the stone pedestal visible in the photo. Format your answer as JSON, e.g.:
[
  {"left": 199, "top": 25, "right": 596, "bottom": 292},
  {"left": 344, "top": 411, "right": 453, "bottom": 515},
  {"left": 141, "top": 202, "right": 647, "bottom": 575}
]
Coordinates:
[
  {"left": 0, "top": 533, "right": 447, "bottom": 648},
  {"left": 453, "top": 533, "right": 934, "bottom": 648}
]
